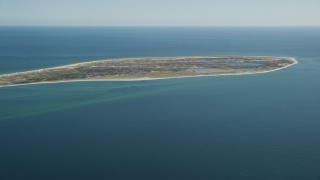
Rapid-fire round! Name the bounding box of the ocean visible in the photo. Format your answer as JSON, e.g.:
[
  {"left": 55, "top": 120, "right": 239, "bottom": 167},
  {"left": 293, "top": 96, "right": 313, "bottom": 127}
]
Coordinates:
[{"left": 0, "top": 26, "right": 319, "bottom": 180}]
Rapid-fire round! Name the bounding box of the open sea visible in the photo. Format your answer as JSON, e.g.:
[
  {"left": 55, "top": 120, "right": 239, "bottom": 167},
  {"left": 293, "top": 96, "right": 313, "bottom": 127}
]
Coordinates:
[{"left": 0, "top": 26, "right": 320, "bottom": 180}]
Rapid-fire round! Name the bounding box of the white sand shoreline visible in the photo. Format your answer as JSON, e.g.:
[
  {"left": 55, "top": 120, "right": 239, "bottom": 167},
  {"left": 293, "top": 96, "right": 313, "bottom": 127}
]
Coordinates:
[{"left": 0, "top": 56, "right": 298, "bottom": 88}]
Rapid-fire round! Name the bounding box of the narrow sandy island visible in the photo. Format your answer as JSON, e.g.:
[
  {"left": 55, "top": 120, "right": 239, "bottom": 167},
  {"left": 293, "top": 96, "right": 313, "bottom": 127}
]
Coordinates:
[{"left": 0, "top": 56, "right": 297, "bottom": 87}]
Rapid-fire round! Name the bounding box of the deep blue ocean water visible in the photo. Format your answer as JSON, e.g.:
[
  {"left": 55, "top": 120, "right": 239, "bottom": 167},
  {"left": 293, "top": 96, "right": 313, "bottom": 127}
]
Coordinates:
[{"left": 0, "top": 26, "right": 320, "bottom": 180}]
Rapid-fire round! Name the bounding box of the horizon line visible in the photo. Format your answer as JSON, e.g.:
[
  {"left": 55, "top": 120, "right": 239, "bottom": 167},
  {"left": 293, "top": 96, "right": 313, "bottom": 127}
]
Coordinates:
[{"left": 1, "top": 25, "right": 320, "bottom": 27}]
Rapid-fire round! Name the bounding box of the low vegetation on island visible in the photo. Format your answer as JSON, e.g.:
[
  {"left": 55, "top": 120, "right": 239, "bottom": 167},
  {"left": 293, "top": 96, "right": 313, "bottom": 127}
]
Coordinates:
[{"left": 0, "top": 56, "right": 297, "bottom": 87}]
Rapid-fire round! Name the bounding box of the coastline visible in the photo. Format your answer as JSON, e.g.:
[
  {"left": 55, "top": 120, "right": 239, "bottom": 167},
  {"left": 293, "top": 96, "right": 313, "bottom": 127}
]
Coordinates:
[{"left": 0, "top": 57, "right": 298, "bottom": 88}]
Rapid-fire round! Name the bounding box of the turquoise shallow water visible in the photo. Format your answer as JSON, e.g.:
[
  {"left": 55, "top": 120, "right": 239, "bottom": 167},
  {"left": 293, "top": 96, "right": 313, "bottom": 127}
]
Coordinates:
[{"left": 0, "top": 27, "right": 320, "bottom": 180}]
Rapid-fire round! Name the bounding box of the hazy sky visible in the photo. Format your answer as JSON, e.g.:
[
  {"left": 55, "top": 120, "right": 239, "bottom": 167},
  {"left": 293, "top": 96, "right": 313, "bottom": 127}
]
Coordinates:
[{"left": 0, "top": 0, "right": 319, "bottom": 26}]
